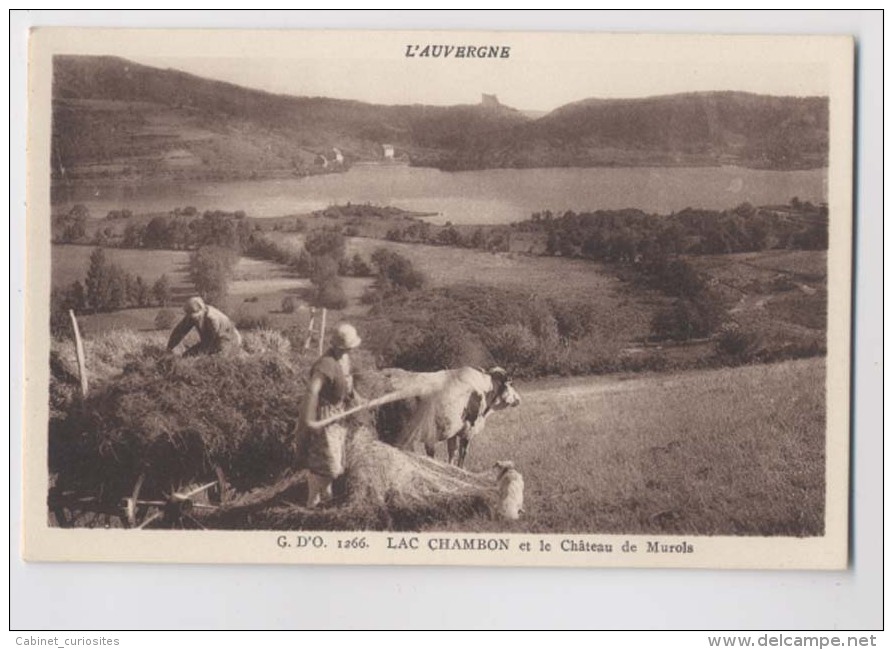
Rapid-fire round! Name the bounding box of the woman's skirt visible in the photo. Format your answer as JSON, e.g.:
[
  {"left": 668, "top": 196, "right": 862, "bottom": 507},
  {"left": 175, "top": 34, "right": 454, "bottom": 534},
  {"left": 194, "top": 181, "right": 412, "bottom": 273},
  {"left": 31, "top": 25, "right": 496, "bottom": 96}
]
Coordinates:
[{"left": 299, "top": 403, "right": 349, "bottom": 479}]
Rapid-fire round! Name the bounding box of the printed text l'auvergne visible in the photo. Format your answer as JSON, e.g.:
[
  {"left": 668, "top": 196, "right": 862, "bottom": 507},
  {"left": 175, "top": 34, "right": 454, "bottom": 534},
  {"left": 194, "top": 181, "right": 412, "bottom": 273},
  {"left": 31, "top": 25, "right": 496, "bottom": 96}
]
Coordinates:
[{"left": 405, "top": 44, "right": 511, "bottom": 59}]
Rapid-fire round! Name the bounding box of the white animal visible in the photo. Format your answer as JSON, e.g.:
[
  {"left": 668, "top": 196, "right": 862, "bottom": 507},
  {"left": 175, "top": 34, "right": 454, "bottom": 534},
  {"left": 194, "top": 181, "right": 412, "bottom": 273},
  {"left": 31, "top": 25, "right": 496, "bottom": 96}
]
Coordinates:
[
  {"left": 494, "top": 461, "right": 524, "bottom": 520},
  {"left": 376, "top": 366, "right": 521, "bottom": 468}
]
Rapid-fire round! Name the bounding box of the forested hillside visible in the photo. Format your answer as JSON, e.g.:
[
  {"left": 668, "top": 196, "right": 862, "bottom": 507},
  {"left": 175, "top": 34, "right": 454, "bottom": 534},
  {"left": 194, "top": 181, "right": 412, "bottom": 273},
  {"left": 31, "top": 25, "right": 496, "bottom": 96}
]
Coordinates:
[{"left": 53, "top": 56, "right": 828, "bottom": 179}]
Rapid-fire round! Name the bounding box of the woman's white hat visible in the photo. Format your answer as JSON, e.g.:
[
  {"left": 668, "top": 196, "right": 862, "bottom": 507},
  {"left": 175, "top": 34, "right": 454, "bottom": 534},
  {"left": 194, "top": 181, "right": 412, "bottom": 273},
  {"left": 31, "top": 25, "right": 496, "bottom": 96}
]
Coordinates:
[{"left": 332, "top": 322, "right": 362, "bottom": 350}]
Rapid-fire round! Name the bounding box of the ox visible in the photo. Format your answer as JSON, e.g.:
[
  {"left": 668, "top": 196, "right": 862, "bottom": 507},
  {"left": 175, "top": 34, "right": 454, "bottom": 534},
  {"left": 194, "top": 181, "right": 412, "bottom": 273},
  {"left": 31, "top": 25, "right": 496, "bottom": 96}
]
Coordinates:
[{"left": 375, "top": 366, "right": 521, "bottom": 468}]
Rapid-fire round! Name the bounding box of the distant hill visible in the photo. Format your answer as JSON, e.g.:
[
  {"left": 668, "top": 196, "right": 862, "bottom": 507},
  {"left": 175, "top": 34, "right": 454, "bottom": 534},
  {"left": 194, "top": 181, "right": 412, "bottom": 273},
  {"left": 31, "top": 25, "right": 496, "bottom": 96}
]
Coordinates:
[
  {"left": 436, "top": 92, "right": 829, "bottom": 171},
  {"left": 52, "top": 56, "right": 827, "bottom": 180},
  {"left": 52, "top": 55, "right": 529, "bottom": 179}
]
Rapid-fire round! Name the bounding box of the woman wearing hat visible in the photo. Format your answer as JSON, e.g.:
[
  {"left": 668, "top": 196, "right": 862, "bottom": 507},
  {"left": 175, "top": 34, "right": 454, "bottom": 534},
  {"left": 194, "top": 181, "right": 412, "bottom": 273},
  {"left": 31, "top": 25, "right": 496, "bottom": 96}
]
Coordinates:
[{"left": 297, "top": 322, "right": 364, "bottom": 507}]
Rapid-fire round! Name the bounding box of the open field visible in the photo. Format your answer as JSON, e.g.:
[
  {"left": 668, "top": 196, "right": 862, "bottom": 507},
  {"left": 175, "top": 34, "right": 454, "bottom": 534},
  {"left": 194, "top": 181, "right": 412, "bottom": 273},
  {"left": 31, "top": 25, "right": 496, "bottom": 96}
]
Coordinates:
[
  {"left": 276, "top": 232, "right": 641, "bottom": 300},
  {"left": 693, "top": 250, "right": 827, "bottom": 292},
  {"left": 692, "top": 249, "right": 827, "bottom": 338},
  {"left": 428, "top": 357, "right": 825, "bottom": 536},
  {"left": 279, "top": 233, "right": 660, "bottom": 349},
  {"left": 54, "top": 237, "right": 827, "bottom": 378},
  {"left": 52, "top": 244, "right": 192, "bottom": 291},
  {"left": 348, "top": 237, "right": 630, "bottom": 300},
  {"left": 53, "top": 244, "right": 372, "bottom": 335}
]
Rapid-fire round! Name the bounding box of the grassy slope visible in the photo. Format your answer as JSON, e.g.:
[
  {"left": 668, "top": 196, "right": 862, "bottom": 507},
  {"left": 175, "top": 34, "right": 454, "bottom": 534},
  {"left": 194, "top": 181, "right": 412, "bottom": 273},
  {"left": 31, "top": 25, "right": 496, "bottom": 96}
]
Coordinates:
[
  {"left": 432, "top": 357, "right": 825, "bottom": 536},
  {"left": 56, "top": 237, "right": 827, "bottom": 364},
  {"left": 325, "top": 234, "right": 658, "bottom": 346},
  {"left": 692, "top": 249, "right": 828, "bottom": 342},
  {"left": 52, "top": 327, "right": 826, "bottom": 536}
]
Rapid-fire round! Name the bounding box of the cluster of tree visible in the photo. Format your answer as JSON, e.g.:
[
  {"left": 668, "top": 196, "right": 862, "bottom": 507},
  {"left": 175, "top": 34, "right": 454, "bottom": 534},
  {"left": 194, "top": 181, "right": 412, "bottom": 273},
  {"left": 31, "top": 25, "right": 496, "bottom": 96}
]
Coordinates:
[
  {"left": 313, "top": 203, "right": 416, "bottom": 221},
  {"left": 368, "top": 285, "right": 605, "bottom": 377},
  {"left": 362, "top": 249, "right": 427, "bottom": 305},
  {"left": 104, "top": 209, "right": 133, "bottom": 220},
  {"left": 384, "top": 222, "right": 510, "bottom": 252},
  {"left": 188, "top": 245, "right": 239, "bottom": 305},
  {"left": 246, "top": 228, "right": 374, "bottom": 288},
  {"left": 52, "top": 204, "right": 89, "bottom": 243},
  {"left": 339, "top": 254, "right": 373, "bottom": 277},
  {"left": 59, "top": 209, "right": 256, "bottom": 307},
  {"left": 517, "top": 200, "right": 828, "bottom": 263},
  {"left": 249, "top": 231, "right": 425, "bottom": 310},
  {"left": 50, "top": 248, "right": 173, "bottom": 334},
  {"left": 634, "top": 256, "right": 724, "bottom": 342},
  {"left": 119, "top": 210, "right": 253, "bottom": 252},
  {"left": 303, "top": 230, "right": 349, "bottom": 309},
  {"left": 246, "top": 234, "right": 311, "bottom": 274}
]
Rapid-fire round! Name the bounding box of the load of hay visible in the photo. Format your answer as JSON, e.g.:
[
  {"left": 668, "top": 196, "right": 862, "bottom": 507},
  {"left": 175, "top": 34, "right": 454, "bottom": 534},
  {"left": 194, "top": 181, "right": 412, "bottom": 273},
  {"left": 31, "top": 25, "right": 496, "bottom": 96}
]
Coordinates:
[
  {"left": 210, "top": 427, "right": 496, "bottom": 531},
  {"left": 51, "top": 350, "right": 306, "bottom": 499},
  {"left": 50, "top": 331, "right": 499, "bottom": 530}
]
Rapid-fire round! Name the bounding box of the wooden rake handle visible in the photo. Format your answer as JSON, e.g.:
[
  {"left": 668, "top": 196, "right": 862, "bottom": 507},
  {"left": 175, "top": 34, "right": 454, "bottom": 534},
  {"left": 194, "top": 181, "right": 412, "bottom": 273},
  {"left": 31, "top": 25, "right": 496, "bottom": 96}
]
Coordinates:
[{"left": 307, "top": 387, "right": 422, "bottom": 429}]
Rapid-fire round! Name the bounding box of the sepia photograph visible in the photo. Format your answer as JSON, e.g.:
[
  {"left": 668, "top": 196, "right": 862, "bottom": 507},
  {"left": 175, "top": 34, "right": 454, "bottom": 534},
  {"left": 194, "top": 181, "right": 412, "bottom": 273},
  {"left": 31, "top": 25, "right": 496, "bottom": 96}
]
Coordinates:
[{"left": 24, "top": 27, "right": 854, "bottom": 569}]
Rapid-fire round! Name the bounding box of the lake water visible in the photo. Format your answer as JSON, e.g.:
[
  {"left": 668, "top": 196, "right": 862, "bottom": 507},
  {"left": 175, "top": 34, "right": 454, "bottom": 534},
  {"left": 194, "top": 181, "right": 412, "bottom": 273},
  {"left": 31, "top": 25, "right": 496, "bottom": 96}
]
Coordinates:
[{"left": 52, "top": 165, "right": 827, "bottom": 225}]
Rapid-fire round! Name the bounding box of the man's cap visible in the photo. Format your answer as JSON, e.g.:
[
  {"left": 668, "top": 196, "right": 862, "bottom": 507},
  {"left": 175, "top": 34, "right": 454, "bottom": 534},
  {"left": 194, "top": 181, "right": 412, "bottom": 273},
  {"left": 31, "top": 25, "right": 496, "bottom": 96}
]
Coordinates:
[
  {"left": 184, "top": 296, "right": 207, "bottom": 315},
  {"left": 332, "top": 322, "right": 361, "bottom": 350}
]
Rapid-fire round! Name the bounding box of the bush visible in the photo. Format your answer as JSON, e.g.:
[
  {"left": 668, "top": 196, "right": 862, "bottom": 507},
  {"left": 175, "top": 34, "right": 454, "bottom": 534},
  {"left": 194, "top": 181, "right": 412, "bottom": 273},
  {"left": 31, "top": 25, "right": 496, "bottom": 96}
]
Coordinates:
[
  {"left": 651, "top": 294, "right": 722, "bottom": 341},
  {"left": 550, "top": 299, "right": 597, "bottom": 340},
  {"left": 189, "top": 246, "right": 239, "bottom": 304},
  {"left": 640, "top": 258, "right": 706, "bottom": 297},
  {"left": 281, "top": 296, "right": 297, "bottom": 313},
  {"left": 309, "top": 255, "right": 340, "bottom": 286},
  {"left": 304, "top": 229, "right": 346, "bottom": 260},
  {"left": 236, "top": 313, "right": 272, "bottom": 331},
  {"left": 347, "top": 253, "right": 373, "bottom": 277},
  {"left": 715, "top": 322, "right": 762, "bottom": 360},
  {"left": 370, "top": 249, "right": 426, "bottom": 293},
  {"left": 391, "top": 322, "right": 491, "bottom": 372},
  {"left": 152, "top": 275, "right": 172, "bottom": 307},
  {"left": 315, "top": 279, "right": 348, "bottom": 310},
  {"left": 526, "top": 298, "right": 560, "bottom": 344},
  {"left": 154, "top": 309, "right": 179, "bottom": 331},
  {"left": 484, "top": 324, "right": 539, "bottom": 370}
]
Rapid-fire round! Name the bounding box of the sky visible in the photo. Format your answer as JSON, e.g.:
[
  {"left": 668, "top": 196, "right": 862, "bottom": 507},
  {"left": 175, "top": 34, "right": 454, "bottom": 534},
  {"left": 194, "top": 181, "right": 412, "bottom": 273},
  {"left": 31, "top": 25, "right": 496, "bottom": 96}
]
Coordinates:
[{"left": 125, "top": 33, "right": 831, "bottom": 113}]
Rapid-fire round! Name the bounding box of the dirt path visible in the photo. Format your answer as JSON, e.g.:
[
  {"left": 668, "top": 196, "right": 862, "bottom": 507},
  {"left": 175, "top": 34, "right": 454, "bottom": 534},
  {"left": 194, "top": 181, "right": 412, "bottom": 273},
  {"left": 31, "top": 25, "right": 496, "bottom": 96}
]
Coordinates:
[{"left": 515, "top": 357, "right": 823, "bottom": 404}]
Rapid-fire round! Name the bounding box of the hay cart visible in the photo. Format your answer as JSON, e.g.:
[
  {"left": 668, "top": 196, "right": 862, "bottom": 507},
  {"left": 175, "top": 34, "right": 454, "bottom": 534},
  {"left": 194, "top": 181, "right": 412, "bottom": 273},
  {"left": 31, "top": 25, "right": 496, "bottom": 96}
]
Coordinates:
[
  {"left": 49, "top": 389, "right": 443, "bottom": 530},
  {"left": 48, "top": 312, "right": 503, "bottom": 530},
  {"left": 48, "top": 464, "right": 233, "bottom": 530},
  {"left": 47, "top": 310, "right": 281, "bottom": 530}
]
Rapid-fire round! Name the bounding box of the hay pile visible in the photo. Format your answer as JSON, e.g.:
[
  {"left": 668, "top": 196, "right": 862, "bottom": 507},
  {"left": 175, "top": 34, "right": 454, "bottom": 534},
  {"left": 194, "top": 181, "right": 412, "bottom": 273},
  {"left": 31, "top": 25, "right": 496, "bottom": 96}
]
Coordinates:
[
  {"left": 51, "top": 331, "right": 499, "bottom": 530},
  {"left": 224, "top": 427, "right": 497, "bottom": 531},
  {"left": 50, "top": 331, "right": 168, "bottom": 419},
  {"left": 51, "top": 349, "right": 306, "bottom": 499}
]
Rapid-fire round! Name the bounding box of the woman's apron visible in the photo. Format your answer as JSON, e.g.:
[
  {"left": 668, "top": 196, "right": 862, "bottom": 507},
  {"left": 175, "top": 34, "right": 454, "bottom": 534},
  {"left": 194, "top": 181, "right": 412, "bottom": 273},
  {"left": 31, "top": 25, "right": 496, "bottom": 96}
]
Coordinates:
[{"left": 304, "top": 403, "right": 349, "bottom": 479}]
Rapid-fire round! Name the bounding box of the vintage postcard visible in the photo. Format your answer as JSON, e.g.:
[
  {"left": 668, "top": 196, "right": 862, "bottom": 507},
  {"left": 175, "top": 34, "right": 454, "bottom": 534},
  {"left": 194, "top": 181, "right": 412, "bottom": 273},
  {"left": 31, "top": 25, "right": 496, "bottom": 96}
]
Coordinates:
[{"left": 24, "top": 28, "right": 853, "bottom": 568}]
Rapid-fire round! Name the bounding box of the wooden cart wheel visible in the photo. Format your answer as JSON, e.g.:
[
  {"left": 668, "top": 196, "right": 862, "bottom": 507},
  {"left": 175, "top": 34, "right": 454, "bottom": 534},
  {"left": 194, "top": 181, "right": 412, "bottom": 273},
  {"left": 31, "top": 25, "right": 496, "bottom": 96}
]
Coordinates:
[
  {"left": 49, "top": 479, "right": 126, "bottom": 529},
  {"left": 124, "top": 467, "right": 229, "bottom": 529},
  {"left": 48, "top": 485, "right": 72, "bottom": 528}
]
